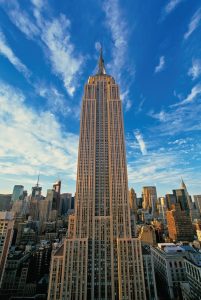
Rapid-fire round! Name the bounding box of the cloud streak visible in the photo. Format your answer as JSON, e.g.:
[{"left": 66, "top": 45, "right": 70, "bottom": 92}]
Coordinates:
[
  {"left": 102, "top": 0, "right": 134, "bottom": 111},
  {"left": 0, "top": 30, "right": 31, "bottom": 79},
  {"left": 155, "top": 56, "right": 165, "bottom": 73},
  {"left": 188, "top": 59, "right": 201, "bottom": 80},
  {"left": 134, "top": 131, "right": 147, "bottom": 155},
  {"left": 160, "top": 0, "right": 183, "bottom": 21},
  {"left": 184, "top": 8, "right": 201, "bottom": 40},
  {"left": 172, "top": 83, "right": 201, "bottom": 106},
  {"left": 148, "top": 83, "right": 201, "bottom": 136},
  {"left": 165, "top": 0, "right": 183, "bottom": 14}
]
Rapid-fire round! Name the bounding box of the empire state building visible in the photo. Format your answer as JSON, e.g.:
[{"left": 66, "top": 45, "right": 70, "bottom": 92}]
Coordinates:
[{"left": 48, "top": 50, "right": 146, "bottom": 300}]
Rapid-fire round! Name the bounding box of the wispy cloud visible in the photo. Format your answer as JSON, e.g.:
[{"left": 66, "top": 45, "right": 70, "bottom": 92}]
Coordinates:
[
  {"left": 0, "top": 81, "right": 78, "bottom": 182},
  {"left": 188, "top": 59, "right": 201, "bottom": 80},
  {"left": 160, "top": 0, "right": 183, "bottom": 21},
  {"left": 41, "top": 15, "right": 84, "bottom": 96},
  {"left": 127, "top": 151, "right": 195, "bottom": 191},
  {"left": 103, "top": 0, "right": 128, "bottom": 80},
  {"left": 184, "top": 8, "right": 201, "bottom": 40},
  {"left": 5, "top": 1, "right": 40, "bottom": 39},
  {"left": 37, "top": 83, "right": 72, "bottom": 116},
  {"left": 165, "top": 0, "right": 183, "bottom": 14},
  {"left": 172, "top": 82, "right": 201, "bottom": 106},
  {"left": 148, "top": 84, "right": 201, "bottom": 135},
  {"left": 155, "top": 56, "right": 165, "bottom": 73},
  {"left": 148, "top": 110, "right": 168, "bottom": 122},
  {"left": 0, "top": 30, "right": 31, "bottom": 79},
  {"left": 102, "top": 0, "right": 134, "bottom": 111},
  {"left": 36, "top": 82, "right": 81, "bottom": 119},
  {"left": 127, "top": 134, "right": 201, "bottom": 195},
  {"left": 0, "top": 0, "right": 84, "bottom": 96},
  {"left": 136, "top": 97, "right": 145, "bottom": 114},
  {"left": 134, "top": 130, "right": 147, "bottom": 155}
]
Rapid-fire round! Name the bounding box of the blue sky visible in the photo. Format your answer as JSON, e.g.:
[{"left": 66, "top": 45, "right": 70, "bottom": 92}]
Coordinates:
[{"left": 0, "top": 0, "right": 201, "bottom": 197}]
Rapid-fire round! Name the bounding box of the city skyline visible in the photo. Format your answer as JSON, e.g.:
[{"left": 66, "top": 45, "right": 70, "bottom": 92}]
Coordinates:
[{"left": 0, "top": 0, "right": 201, "bottom": 197}]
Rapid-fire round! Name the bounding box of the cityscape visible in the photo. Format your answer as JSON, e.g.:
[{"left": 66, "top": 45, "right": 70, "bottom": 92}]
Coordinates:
[{"left": 1, "top": 1, "right": 201, "bottom": 300}]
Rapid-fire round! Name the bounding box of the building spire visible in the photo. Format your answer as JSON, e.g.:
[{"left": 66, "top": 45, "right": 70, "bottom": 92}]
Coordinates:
[
  {"left": 180, "top": 177, "right": 186, "bottom": 190},
  {"left": 36, "top": 173, "right": 40, "bottom": 187},
  {"left": 97, "top": 47, "right": 106, "bottom": 75}
]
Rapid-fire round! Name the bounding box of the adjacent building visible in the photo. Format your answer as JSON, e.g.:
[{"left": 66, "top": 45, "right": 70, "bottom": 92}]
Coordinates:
[
  {"left": 165, "top": 193, "right": 177, "bottom": 210},
  {"left": 11, "top": 185, "right": 24, "bottom": 202},
  {"left": 194, "top": 195, "right": 201, "bottom": 216},
  {"left": 142, "top": 186, "right": 157, "bottom": 216},
  {"left": 0, "top": 194, "right": 12, "bottom": 211},
  {"left": 166, "top": 204, "right": 194, "bottom": 242},
  {"left": 0, "top": 211, "right": 14, "bottom": 287},
  {"left": 182, "top": 252, "right": 201, "bottom": 299},
  {"left": 142, "top": 245, "right": 158, "bottom": 300},
  {"left": 151, "top": 243, "right": 188, "bottom": 299}
]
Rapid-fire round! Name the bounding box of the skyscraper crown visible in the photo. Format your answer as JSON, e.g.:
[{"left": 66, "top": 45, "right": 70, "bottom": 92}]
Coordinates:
[{"left": 97, "top": 47, "right": 106, "bottom": 75}]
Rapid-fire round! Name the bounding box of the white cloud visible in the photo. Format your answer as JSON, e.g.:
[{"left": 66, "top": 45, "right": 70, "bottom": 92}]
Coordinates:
[
  {"left": 127, "top": 151, "right": 193, "bottom": 195},
  {"left": 128, "top": 153, "right": 177, "bottom": 184},
  {"left": 155, "top": 56, "right": 165, "bottom": 73},
  {"left": 184, "top": 83, "right": 201, "bottom": 103},
  {"left": 0, "top": 81, "right": 78, "bottom": 181},
  {"left": 1, "top": 1, "right": 84, "bottom": 96},
  {"left": 172, "top": 83, "right": 201, "bottom": 106},
  {"left": 37, "top": 83, "right": 72, "bottom": 116},
  {"left": 102, "top": 0, "right": 134, "bottom": 111},
  {"left": 95, "top": 41, "right": 101, "bottom": 51},
  {"left": 125, "top": 99, "right": 132, "bottom": 112},
  {"left": 160, "top": 0, "right": 183, "bottom": 21},
  {"left": 127, "top": 138, "right": 201, "bottom": 196},
  {"left": 164, "top": 0, "right": 183, "bottom": 14},
  {"left": 148, "top": 85, "right": 201, "bottom": 136},
  {"left": 134, "top": 131, "right": 147, "bottom": 155},
  {"left": 188, "top": 59, "right": 201, "bottom": 80},
  {"left": 6, "top": 1, "right": 40, "bottom": 39},
  {"left": 121, "top": 90, "right": 132, "bottom": 112},
  {"left": 136, "top": 97, "right": 145, "bottom": 113},
  {"left": 103, "top": 0, "right": 127, "bottom": 79},
  {"left": 148, "top": 110, "right": 168, "bottom": 122},
  {"left": 40, "top": 15, "right": 84, "bottom": 96},
  {"left": 31, "top": 0, "right": 44, "bottom": 9},
  {"left": 0, "top": 30, "right": 31, "bottom": 78},
  {"left": 184, "top": 8, "right": 201, "bottom": 40},
  {"left": 168, "top": 139, "right": 188, "bottom": 145}
]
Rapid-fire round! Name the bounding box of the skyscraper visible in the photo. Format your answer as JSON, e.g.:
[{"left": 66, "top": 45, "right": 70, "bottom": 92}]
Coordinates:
[
  {"left": 11, "top": 185, "right": 24, "bottom": 202},
  {"left": 48, "top": 50, "right": 146, "bottom": 300},
  {"left": 166, "top": 204, "right": 194, "bottom": 242},
  {"left": 142, "top": 186, "right": 157, "bottom": 215}
]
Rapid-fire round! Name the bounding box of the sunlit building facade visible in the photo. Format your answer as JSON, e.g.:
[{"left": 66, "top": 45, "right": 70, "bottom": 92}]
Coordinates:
[
  {"left": 48, "top": 51, "right": 146, "bottom": 300},
  {"left": 0, "top": 211, "right": 14, "bottom": 287}
]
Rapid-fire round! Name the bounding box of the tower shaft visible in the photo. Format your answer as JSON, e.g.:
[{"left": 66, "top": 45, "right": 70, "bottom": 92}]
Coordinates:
[{"left": 48, "top": 55, "right": 146, "bottom": 300}]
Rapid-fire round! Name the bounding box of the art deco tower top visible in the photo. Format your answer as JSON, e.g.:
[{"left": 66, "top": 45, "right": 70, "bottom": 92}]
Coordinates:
[{"left": 97, "top": 47, "right": 106, "bottom": 75}]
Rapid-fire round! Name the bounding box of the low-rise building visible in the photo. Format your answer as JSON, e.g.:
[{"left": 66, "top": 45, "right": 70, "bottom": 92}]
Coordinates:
[
  {"left": 151, "top": 243, "right": 192, "bottom": 299},
  {"left": 0, "top": 250, "right": 36, "bottom": 299},
  {"left": 183, "top": 252, "right": 201, "bottom": 299}
]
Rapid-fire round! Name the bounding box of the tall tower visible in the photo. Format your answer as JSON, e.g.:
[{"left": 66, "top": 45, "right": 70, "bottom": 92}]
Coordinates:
[
  {"left": 142, "top": 186, "right": 157, "bottom": 215},
  {"left": 48, "top": 50, "right": 146, "bottom": 300}
]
